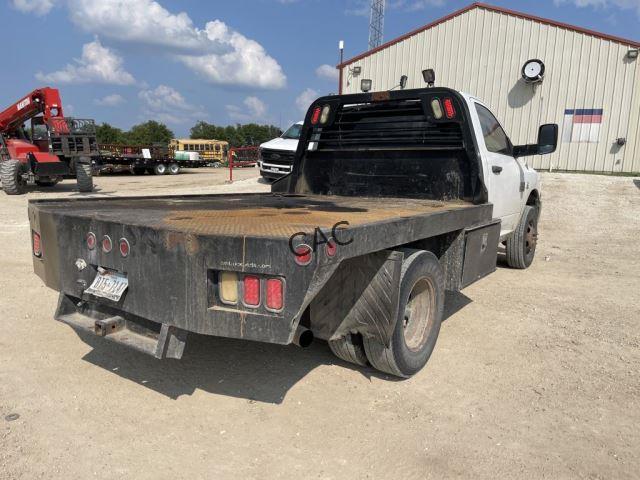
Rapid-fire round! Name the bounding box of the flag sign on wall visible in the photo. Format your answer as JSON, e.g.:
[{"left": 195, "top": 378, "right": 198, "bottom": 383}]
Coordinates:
[{"left": 562, "top": 109, "right": 603, "bottom": 143}]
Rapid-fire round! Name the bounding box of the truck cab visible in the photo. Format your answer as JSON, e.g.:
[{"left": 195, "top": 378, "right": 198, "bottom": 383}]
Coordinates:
[{"left": 463, "top": 93, "right": 542, "bottom": 239}]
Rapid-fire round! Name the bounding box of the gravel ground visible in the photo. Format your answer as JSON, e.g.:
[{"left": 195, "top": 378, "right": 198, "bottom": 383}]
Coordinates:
[{"left": 0, "top": 170, "right": 638, "bottom": 479}]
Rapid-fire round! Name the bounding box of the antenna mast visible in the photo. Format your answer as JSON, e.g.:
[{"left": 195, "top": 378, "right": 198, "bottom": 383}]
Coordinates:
[{"left": 368, "top": 0, "right": 386, "bottom": 50}]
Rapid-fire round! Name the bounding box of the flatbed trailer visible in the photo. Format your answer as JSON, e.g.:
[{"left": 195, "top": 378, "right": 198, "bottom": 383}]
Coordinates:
[
  {"left": 28, "top": 86, "right": 556, "bottom": 378},
  {"left": 97, "top": 144, "right": 209, "bottom": 175}
]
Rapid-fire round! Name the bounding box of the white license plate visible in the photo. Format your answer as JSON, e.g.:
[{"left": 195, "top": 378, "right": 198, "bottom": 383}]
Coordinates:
[{"left": 85, "top": 270, "right": 128, "bottom": 301}]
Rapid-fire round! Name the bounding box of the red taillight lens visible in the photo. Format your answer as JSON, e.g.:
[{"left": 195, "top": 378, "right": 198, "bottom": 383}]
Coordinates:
[
  {"left": 310, "top": 106, "right": 321, "bottom": 125},
  {"left": 102, "top": 235, "right": 112, "bottom": 253},
  {"left": 243, "top": 275, "right": 260, "bottom": 306},
  {"left": 86, "top": 232, "right": 96, "bottom": 250},
  {"left": 119, "top": 238, "right": 130, "bottom": 257},
  {"left": 325, "top": 238, "right": 337, "bottom": 257},
  {"left": 266, "top": 278, "right": 284, "bottom": 311},
  {"left": 294, "top": 244, "right": 313, "bottom": 266},
  {"left": 32, "top": 231, "right": 42, "bottom": 257},
  {"left": 443, "top": 98, "right": 456, "bottom": 119}
]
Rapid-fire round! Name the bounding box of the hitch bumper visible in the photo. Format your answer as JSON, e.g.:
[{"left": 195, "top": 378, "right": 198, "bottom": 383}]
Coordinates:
[{"left": 55, "top": 294, "right": 187, "bottom": 359}]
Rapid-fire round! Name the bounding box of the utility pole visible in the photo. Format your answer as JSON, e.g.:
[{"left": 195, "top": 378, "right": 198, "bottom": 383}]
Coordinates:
[{"left": 368, "top": 0, "right": 385, "bottom": 50}]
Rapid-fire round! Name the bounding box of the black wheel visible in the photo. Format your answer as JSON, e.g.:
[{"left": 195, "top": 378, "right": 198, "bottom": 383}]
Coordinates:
[
  {"left": 1, "top": 160, "right": 26, "bottom": 195},
  {"left": 168, "top": 163, "right": 180, "bottom": 175},
  {"left": 328, "top": 334, "right": 368, "bottom": 366},
  {"left": 132, "top": 167, "right": 146, "bottom": 175},
  {"left": 76, "top": 162, "right": 93, "bottom": 192},
  {"left": 363, "top": 250, "right": 444, "bottom": 378},
  {"left": 154, "top": 164, "right": 167, "bottom": 175},
  {"left": 505, "top": 205, "right": 538, "bottom": 269}
]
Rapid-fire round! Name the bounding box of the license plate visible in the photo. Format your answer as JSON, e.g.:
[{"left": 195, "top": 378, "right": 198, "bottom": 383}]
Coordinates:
[{"left": 85, "top": 270, "right": 128, "bottom": 301}]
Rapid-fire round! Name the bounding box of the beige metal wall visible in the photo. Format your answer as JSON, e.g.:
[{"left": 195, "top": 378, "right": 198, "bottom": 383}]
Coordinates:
[{"left": 340, "top": 7, "right": 640, "bottom": 173}]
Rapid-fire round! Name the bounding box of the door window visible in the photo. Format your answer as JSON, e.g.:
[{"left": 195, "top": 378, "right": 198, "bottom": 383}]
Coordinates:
[{"left": 475, "top": 104, "right": 512, "bottom": 155}]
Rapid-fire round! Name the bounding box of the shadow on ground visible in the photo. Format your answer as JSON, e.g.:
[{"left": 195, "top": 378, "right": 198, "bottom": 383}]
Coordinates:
[
  {"left": 633, "top": 179, "right": 640, "bottom": 190},
  {"left": 74, "top": 290, "right": 472, "bottom": 404}
]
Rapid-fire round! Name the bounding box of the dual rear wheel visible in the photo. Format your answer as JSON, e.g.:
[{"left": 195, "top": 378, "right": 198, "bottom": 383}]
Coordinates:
[
  {"left": 152, "top": 163, "right": 180, "bottom": 175},
  {"left": 328, "top": 250, "right": 445, "bottom": 378}
]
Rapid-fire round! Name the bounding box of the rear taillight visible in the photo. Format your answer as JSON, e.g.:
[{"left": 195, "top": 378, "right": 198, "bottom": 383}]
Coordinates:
[
  {"left": 243, "top": 275, "right": 260, "bottom": 306},
  {"left": 294, "top": 244, "right": 313, "bottom": 266},
  {"left": 443, "top": 98, "right": 456, "bottom": 119},
  {"left": 86, "top": 232, "right": 96, "bottom": 250},
  {"left": 32, "top": 231, "right": 42, "bottom": 257},
  {"left": 325, "top": 238, "right": 337, "bottom": 257},
  {"left": 266, "top": 278, "right": 284, "bottom": 311},
  {"left": 119, "top": 238, "right": 130, "bottom": 257},
  {"left": 219, "top": 271, "right": 239, "bottom": 304},
  {"left": 310, "top": 106, "right": 321, "bottom": 125},
  {"left": 102, "top": 235, "right": 112, "bottom": 253}
]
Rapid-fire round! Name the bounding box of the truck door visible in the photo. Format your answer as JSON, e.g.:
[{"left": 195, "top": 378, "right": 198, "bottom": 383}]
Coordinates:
[{"left": 471, "top": 102, "right": 522, "bottom": 236}]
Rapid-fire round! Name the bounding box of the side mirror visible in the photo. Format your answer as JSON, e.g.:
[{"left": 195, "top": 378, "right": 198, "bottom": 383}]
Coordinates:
[
  {"left": 399, "top": 75, "right": 408, "bottom": 90},
  {"left": 513, "top": 123, "right": 558, "bottom": 157}
]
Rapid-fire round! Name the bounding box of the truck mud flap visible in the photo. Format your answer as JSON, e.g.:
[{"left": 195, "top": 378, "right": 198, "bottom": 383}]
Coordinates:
[
  {"left": 54, "top": 294, "right": 187, "bottom": 359},
  {"left": 309, "top": 250, "right": 403, "bottom": 346}
]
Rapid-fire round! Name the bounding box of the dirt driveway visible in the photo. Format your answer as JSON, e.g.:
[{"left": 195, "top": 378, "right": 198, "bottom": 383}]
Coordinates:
[{"left": 1, "top": 171, "right": 638, "bottom": 479}]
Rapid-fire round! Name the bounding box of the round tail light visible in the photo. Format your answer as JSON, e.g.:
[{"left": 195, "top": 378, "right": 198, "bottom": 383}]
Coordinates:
[
  {"left": 119, "top": 238, "right": 130, "bottom": 257},
  {"left": 102, "top": 235, "right": 112, "bottom": 253},
  {"left": 325, "top": 238, "right": 337, "bottom": 257},
  {"left": 294, "top": 244, "right": 313, "bottom": 266},
  {"left": 86, "top": 232, "right": 96, "bottom": 250}
]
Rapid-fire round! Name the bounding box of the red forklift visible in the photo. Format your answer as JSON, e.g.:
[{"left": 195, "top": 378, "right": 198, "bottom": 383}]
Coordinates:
[{"left": 0, "top": 87, "right": 97, "bottom": 195}]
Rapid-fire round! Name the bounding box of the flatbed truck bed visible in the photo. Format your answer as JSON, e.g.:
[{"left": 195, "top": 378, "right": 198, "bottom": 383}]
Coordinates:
[{"left": 28, "top": 86, "right": 555, "bottom": 377}]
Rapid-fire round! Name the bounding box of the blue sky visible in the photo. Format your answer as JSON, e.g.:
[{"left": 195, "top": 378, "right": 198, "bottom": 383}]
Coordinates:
[{"left": 1, "top": 0, "right": 638, "bottom": 137}]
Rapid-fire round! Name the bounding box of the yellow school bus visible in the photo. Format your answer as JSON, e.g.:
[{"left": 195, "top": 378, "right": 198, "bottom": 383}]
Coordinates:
[{"left": 169, "top": 139, "right": 229, "bottom": 162}]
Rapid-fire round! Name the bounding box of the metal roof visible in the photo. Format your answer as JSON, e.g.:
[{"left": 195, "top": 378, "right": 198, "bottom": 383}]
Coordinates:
[{"left": 338, "top": 2, "right": 640, "bottom": 68}]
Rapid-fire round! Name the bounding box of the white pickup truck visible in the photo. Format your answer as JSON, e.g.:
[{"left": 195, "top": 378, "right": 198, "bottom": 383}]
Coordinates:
[
  {"left": 28, "top": 87, "right": 556, "bottom": 378},
  {"left": 258, "top": 121, "right": 302, "bottom": 181}
]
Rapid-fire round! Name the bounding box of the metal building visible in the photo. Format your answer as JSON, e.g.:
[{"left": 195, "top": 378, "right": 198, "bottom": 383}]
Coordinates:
[{"left": 338, "top": 3, "right": 640, "bottom": 173}]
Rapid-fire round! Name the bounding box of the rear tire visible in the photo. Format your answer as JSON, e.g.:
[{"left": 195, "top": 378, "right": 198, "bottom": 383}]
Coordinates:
[
  {"left": 505, "top": 205, "right": 538, "bottom": 269},
  {"left": 1, "top": 160, "right": 26, "bottom": 195},
  {"left": 76, "top": 162, "right": 93, "bottom": 192},
  {"left": 363, "top": 249, "right": 444, "bottom": 378},
  {"left": 168, "top": 163, "right": 180, "bottom": 175},
  {"left": 154, "top": 164, "right": 167, "bottom": 175},
  {"left": 328, "top": 334, "right": 368, "bottom": 366}
]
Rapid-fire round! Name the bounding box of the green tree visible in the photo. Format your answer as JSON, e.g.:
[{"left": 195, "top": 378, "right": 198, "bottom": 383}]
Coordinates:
[
  {"left": 126, "top": 121, "right": 174, "bottom": 145},
  {"left": 96, "top": 123, "right": 126, "bottom": 144}
]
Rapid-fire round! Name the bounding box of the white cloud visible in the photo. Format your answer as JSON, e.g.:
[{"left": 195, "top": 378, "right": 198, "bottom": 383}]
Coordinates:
[
  {"left": 178, "top": 21, "right": 286, "bottom": 89},
  {"left": 226, "top": 96, "right": 268, "bottom": 123},
  {"left": 11, "top": 0, "right": 55, "bottom": 16},
  {"left": 95, "top": 94, "right": 125, "bottom": 107},
  {"left": 35, "top": 39, "right": 135, "bottom": 85},
  {"left": 554, "top": 0, "right": 640, "bottom": 16},
  {"left": 295, "top": 88, "right": 318, "bottom": 114},
  {"left": 316, "top": 64, "right": 339, "bottom": 81},
  {"left": 65, "top": 0, "right": 286, "bottom": 89},
  {"left": 138, "top": 85, "right": 205, "bottom": 124},
  {"left": 67, "top": 0, "right": 213, "bottom": 53}
]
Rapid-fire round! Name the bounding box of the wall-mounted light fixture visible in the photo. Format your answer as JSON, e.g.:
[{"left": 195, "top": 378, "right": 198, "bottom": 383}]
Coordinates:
[
  {"left": 522, "top": 59, "right": 545, "bottom": 83},
  {"left": 627, "top": 49, "right": 639, "bottom": 59}
]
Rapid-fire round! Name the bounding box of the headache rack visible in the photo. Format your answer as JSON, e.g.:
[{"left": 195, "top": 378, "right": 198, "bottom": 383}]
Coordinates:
[{"left": 316, "top": 98, "right": 464, "bottom": 151}]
